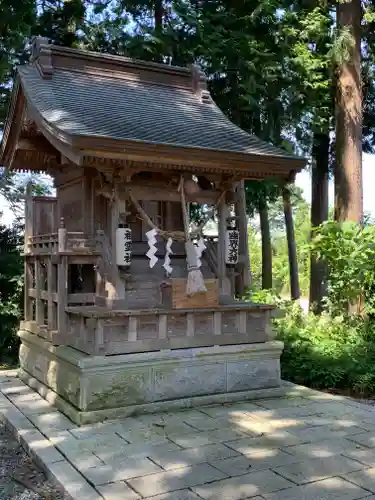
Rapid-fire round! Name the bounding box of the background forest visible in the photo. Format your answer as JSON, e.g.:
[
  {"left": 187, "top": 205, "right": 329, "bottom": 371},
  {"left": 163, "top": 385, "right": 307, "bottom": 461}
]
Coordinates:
[{"left": 1, "top": 0, "right": 375, "bottom": 395}]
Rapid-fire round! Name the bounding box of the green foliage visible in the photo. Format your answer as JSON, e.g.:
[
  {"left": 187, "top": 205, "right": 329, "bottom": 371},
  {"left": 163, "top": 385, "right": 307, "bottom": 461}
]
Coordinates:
[
  {"left": 311, "top": 221, "right": 375, "bottom": 315},
  {"left": 275, "top": 305, "right": 375, "bottom": 395},
  {"left": 0, "top": 0, "right": 35, "bottom": 127},
  {"left": 0, "top": 221, "right": 23, "bottom": 364},
  {"left": 0, "top": 171, "right": 50, "bottom": 213},
  {"left": 248, "top": 188, "right": 310, "bottom": 297},
  {"left": 250, "top": 215, "right": 375, "bottom": 396},
  {"left": 34, "top": 0, "right": 86, "bottom": 47},
  {"left": 245, "top": 288, "right": 292, "bottom": 310}
]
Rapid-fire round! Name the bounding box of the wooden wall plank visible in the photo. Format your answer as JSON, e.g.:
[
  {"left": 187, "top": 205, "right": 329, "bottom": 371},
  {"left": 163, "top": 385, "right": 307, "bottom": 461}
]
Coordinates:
[
  {"left": 213, "top": 311, "right": 222, "bottom": 335},
  {"left": 128, "top": 316, "right": 138, "bottom": 341},
  {"left": 158, "top": 314, "right": 167, "bottom": 339},
  {"left": 186, "top": 313, "right": 195, "bottom": 337}
]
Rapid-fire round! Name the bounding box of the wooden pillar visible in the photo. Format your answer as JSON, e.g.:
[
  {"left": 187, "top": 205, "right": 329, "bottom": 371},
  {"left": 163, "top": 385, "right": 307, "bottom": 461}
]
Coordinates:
[
  {"left": 217, "top": 196, "right": 231, "bottom": 296},
  {"left": 24, "top": 184, "right": 34, "bottom": 321},
  {"left": 47, "top": 257, "right": 56, "bottom": 330},
  {"left": 235, "top": 180, "right": 251, "bottom": 296},
  {"left": 35, "top": 258, "right": 43, "bottom": 325},
  {"left": 24, "top": 258, "right": 33, "bottom": 321},
  {"left": 83, "top": 168, "right": 94, "bottom": 235},
  {"left": 107, "top": 187, "right": 124, "bottom": 300},
  {"left": 24, "top": 183, "right": 33, "bottom": 253},
  {"left": 57, "top": 218, "right": 68, "bottom": 333},
  {"left": 116, "top": 197, "right": 126, "bottom": 299}
]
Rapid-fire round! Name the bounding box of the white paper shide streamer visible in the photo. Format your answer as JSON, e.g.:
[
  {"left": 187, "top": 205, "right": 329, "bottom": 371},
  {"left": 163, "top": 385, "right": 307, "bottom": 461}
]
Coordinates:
[
  {"left": 195, "top": 237, "right": 206, "bottom": 268},
  {"left": 225, "top": 229, "right": 239, "bottom": 265},
  {"left": 162, "top": 237, "right": 173, "bottom": 276},
  {"left": 115, "top": 227, "right": 132, "bottom": 266},
  {"left": 146, "top": 228, "right": 158, "bottom": 268}
]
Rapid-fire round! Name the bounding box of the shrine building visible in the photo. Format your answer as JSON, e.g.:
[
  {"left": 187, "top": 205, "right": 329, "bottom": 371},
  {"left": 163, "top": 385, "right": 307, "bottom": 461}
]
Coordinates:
[{"left": 0, "top": 37, "right": 305, "bottom": 424}]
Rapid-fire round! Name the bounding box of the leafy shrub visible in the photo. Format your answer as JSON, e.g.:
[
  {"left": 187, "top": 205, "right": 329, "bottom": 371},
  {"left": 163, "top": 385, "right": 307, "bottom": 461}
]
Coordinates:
[
  {"left": 311, "top": 221, "right": 375, "bottom": 316},
  {"left": 275, "top": 304, "right": 375, "bottom": 395},
  {"left": 245, "top": 288, "right": 283, "bottom": 305},
  {"left": 0, "top": 222, "right": 23, "bottom": 365}
]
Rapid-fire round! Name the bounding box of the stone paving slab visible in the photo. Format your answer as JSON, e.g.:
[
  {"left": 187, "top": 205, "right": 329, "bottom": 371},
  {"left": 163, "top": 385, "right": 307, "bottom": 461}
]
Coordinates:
[
  {"left": 344, "top": 449, "right": 375, "bottom": 467},
  {"left": 141, "top": 491, "right": 207, "bottom": 500},
  {"left": 272, "top": 455, "right": 365, "bottom": 485},
  {"left": 95, "top": 440, "right": 182, "bottom": 463},
  {"left": 348, "top": 432, "right": 375, "bottom": 448},
  {"left": 209, "top": 448, "right": 303, "bottom": 476},
  {"left": 281, "top": 437, "right": 366, "bottom": 459},
  {"left": 286, "top": 424, "right": 366, "bottom": 442},
  {"left": 97, "top": 481, "right": 141, "bottom": 500},
  {"left": 3, "top": 369, "right": 375, "bottom": 499},
  {"left": 345, "top": 467, "right": 375, "bottom": 493},
  {"left": 149, "top": 442, "right": 239, "bottom": 470},
  {"left": 262, "top": 477, "right": 371, "bottom": 500},
  {"left": 82, "top": 457, "right": 162, "bottom": 485},
  {"left": 192, "top": 468, "right": 293, "bottom": 499},
  {"left": 225, "top": 430, "right": 303, "bottom": 453},
  {"left": 128, "top": 463, "right": 227, "bottom": 497}
]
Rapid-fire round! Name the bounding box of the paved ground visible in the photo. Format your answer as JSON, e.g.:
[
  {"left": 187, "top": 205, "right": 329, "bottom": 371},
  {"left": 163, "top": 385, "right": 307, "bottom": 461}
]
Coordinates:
[
  {"left": 0, "top": 424, "right": 69, "bottom": 499},
  {"left": 3, "top": 372, "right": 375, "bottom": 499}
]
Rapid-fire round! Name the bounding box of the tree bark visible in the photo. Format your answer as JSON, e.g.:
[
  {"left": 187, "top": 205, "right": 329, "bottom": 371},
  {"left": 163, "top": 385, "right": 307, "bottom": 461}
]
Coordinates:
[
  {"left": 235, "top": 180, "right": 251, "bottom": 297},
  {"left": 259, "top": 201, "right": 272, "bottom": 289},
  {"left": 334, "top": 0, "right": 363, "bottom": 223},
  {"left": 283, "top": 186, "right": 300, "bottom": 300},
  {"left": 154, "top": 0, "right": 163, "bottom": 33},
  {"left": 310, "top": 132, "right": 329, "bottom": 312}
]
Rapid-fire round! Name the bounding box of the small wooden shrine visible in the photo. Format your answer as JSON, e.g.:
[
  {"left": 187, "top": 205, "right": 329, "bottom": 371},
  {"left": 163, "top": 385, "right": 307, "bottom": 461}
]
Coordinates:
[{"left": 1, "top": 38, "right": 305, "bottom": 424}]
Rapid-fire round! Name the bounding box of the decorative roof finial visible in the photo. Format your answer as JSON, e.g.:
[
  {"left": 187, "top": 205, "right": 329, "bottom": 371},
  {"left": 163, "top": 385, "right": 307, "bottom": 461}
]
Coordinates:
[
  {"left": 191, "top": 65, "right": 211, "bottom": 104},
  {"left": 30, "top": 37, "right": 53, "bottom": 79}
]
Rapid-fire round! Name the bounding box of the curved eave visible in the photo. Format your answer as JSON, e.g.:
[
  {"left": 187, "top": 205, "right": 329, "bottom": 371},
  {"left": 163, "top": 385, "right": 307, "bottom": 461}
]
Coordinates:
[
  {"left": 19, "top": 80, "right": 82, "bottom": 166},
  {"left": 4, "top": 72, "right": 306, "bottom": 179},
  {"left": 76, "top": 135, "right": 306, "bottom": 180},
  {"left": 0, "top": 77, "right": 25, "bottom": 169},
  {"left": 0, "top": 76, "right": 80, "bottom": 171}
]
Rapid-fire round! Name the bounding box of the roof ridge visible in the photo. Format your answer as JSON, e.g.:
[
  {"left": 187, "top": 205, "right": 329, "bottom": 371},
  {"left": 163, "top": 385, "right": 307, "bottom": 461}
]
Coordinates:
[{"left": 29, "top": 37, "right": 208, "bottom": 95}]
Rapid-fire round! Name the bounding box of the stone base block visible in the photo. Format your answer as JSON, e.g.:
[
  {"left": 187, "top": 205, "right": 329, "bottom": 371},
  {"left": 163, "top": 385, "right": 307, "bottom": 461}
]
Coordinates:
[{"left": 18, "top": 329, "right": 284, "bottom": 425}]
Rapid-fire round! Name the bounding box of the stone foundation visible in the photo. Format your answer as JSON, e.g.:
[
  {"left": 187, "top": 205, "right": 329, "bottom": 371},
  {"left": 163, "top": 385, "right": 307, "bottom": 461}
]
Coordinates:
[{"left": 18, "top": 329, "right": 284, "bottom": 425}]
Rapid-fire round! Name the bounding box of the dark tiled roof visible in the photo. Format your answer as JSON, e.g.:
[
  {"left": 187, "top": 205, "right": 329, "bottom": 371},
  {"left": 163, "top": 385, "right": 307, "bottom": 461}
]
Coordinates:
[{"left": 19, "top": 65, "right": 298, "bottom": 160}]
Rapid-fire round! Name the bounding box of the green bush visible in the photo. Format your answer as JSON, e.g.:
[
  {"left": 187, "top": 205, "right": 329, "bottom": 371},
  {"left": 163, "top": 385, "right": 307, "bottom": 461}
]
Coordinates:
[
  {"left": 275, "top": 303, "right": 375, "bottom": 395},
  {"left": 0, "top": 222, "right": 23, "bottom": 365},
  {"left": 311, "top": 221, "right": 375, "bottom": 316}
]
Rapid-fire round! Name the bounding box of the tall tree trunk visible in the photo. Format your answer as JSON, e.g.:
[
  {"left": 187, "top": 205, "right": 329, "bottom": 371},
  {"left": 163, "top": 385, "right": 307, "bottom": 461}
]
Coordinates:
[
  {"left": 334, "top": 0, "right": 363, "bottom": 223},
  {"left": 259, "top": 201, "right": 272, "bottom": 289},
  {"left": 235, "top": 180, "right": 251, "bottom": 297},
  {"left": 154, "top": 0, "right": 163, "bottom": 33},
  {"left": 310, "top": 132, "right": 329, "bottom": 312},
  {"left": 283, "top": 186, "right": 300, "bottom": 300}
]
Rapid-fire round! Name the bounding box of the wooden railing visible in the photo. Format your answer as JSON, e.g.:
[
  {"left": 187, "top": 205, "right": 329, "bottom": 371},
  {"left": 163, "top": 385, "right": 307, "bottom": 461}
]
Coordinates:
[
  {"left": 25, "top": 231, "right": 98, "bottom": 255},
  {"left": 26, "top": 233, "right": 58, "bottom": 254},
  {"left": 63, "top": 303, "right": 277, "bottom": 355}
]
